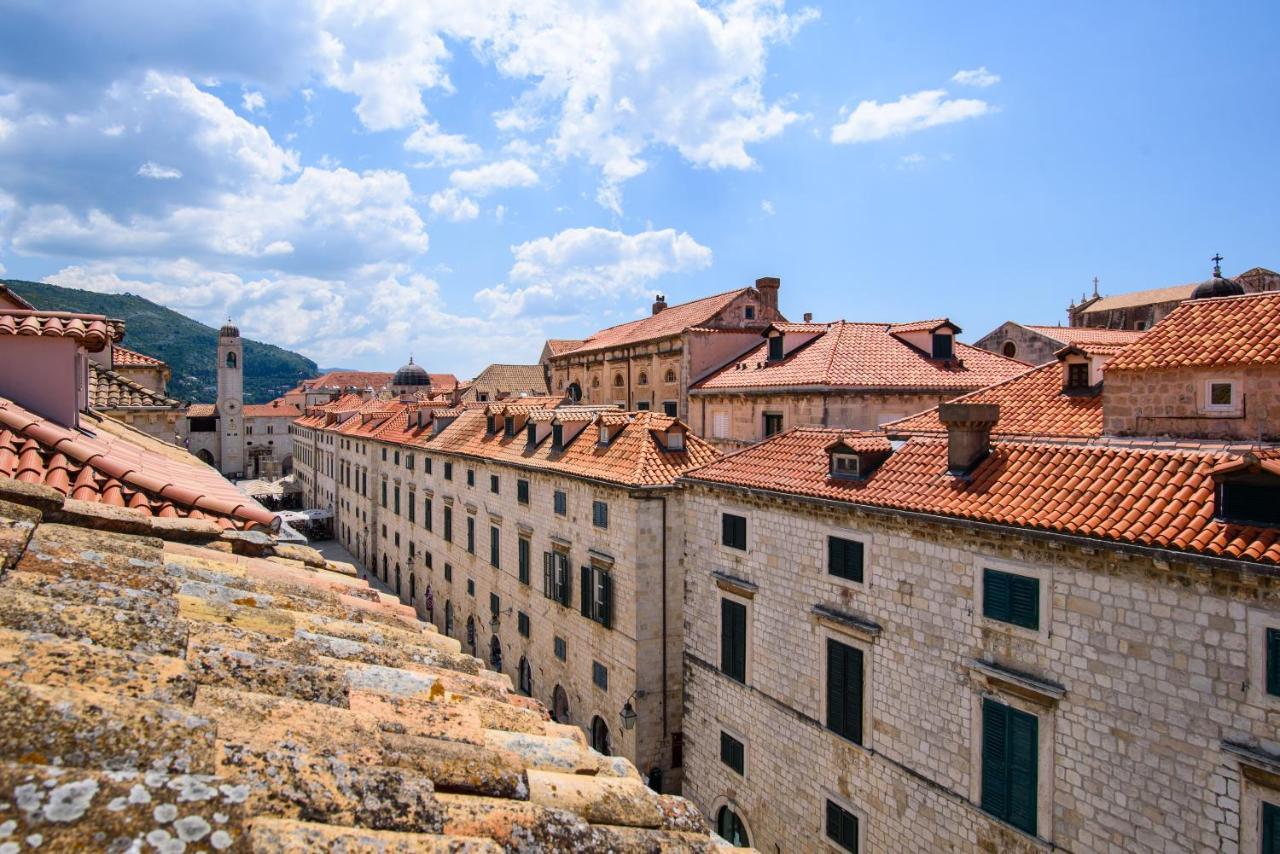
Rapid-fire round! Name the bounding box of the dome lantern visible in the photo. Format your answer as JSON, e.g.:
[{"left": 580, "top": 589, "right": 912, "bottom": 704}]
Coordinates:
[{"left": 1190, "top": 254, "right": 1245, "bottom": 300}]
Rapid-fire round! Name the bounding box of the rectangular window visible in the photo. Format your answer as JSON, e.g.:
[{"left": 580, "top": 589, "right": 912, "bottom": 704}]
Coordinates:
[
  {"left": 517, "top": 479, "right": 530, "bottom": 505},
  {"left": 466, "top": 517, "right": 475, "bottom": 554},
  {"left": 489, "top": 525, "right": 501, "bottom": 568},
  {"left": 932, "top": 332, "right": 954, "bottom": 359},
  {"left": 592, "top": 500, "right": 609, "bottom": 529},
  {"left": 763, "top": 412, "right": 783, "bottom": 437},
  {"left": 1267, "top": 627, "right": 1280, "bottom": 697},
  {"left": 720, "top": 598, "right": 747, "bottom": 683},
  {"left": 720, "top": 731, "right": 745, "bottom": 775},
  {"left": 554, "top": 635, "right": 567, "bottom": 661},
  {"left": 1207, "top": 380, "right": 1235, "bottom": 409},
  {"left": 504, "top": 417, "right": 516, "bottom": 438},
  {"left": 721, "top": 513, "right": 747, "bottom": 550},
  {"left": 663, "top": 401, "right": 677, "bottom": 417},
  {"left": 381, "top": 448, "right": 387, "bottom": 462},
  {"left": 592, "top": 661, "right": 609, "bottom": 690},
  {"left": 444, "top": 563, "right": 452, "bottom": 582},
  {"left": 1263, "top": 801, "right": 1280, "bottom": 854},
  {"left": 826, "top": 638, "right": 864, "bottom": 745},
  {"left": 543, "top": 551, "right": 570, "bottom": 606},
  {"left": 444, "top": 461, "right": 453, "bottom": 481},
  {"left": 552, "top": 423, "right": 564, "bottom": 451},
  {"left": 467, "top": 469, "right": 475, "bottom": 487},
  {"left": 828, "top": 536, "right": 864, "bottom": 583},
  {"left": 579, "top": 564, "right": 614, "bottom": 628},
  {"left": 425, "top": 457, "right": 432, "bottom": 475},
  {"left": 825, "top": 801, "right": 860, "bottom": 853},
  {"left": 712, "top": 412, "right": 730, "bottom": 438},
  {"left": 406, "top": 453, "right": 414, "bottom": 470},
  {"left": 1066, "top": 363, "right": 1090, "bottom": 389},
  {"left": 518, "top": 611, "right": 530, "bottom": 638},
  {"left": 393, "top": 486, "right": 401, "bottom": 515},
  {"left": 394, "top": 450, "right": 400, "bottom": 466},
  {"left": 466, "top": 578, "right": 474, "bottom": 596},
  {"left": 983, "top": 569, "right": 1040, "bottom": 630},
  {"left": 636, "top": 401, "right": 650, "bottom": 410},
  {"left": 407, "top": 494, "right": 415, "bottom": 523},
  {"left": 443, "top": 506, "right": 453, "bottom": 542},
  {"left": 490, "top": 474, "right": 499, "bottom": 494},
  {"left": 489, "top": 592, "right": 500, "bottom": 616},
  {"left": 981, "top": 698, "right": 1038, "bottom": 836},
  {"left": 424, "top": 497, "right": 432, "bottom": 531},
  {"left": 380, "top": 481, "right": 387, "bottom": 508},
  {"left": 767, "top": 335, "right": 783, "bottom": 361},
  {"left": 554, "top": 490, "right": 567, "bottom": 516},
  {"left": 518, "top": 537, "right": 530, "bottom": 585}
]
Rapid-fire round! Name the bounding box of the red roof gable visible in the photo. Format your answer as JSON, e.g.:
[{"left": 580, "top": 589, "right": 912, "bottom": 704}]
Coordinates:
[{"left": 562, "top": 289, "right": 751, "bottom": 357}]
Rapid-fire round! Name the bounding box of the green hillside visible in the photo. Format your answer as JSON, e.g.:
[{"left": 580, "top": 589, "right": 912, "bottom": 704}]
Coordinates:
[{"left": 5, "top": 279, "right": 318, "bottom": 404}]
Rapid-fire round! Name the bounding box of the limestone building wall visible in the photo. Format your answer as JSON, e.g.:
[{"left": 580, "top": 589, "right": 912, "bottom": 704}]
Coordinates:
[
  {"left": 335, "top": 436, "right": 688, "bottom": 791},
  {"left": 1103, "top": 365, "right": 1280, "bottom": 441},
  {"left": 973, "top": 322, "right": 1061, "bottom": 365},
  {"left": 680, "top": 482, "right": 1280, "bottom": 853}
]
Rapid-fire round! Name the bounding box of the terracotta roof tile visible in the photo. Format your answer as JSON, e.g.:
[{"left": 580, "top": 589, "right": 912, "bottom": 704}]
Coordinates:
[
  {"left": 0, "top": 510, "right": 726, "bottom": 850},
  {"left": 87, "top": 363, "right": 183, "bottom": 411},
  {"left": 0, "top": 310, "right": 125, "bottom": 353},
  {"left": 561, "top": 289, "right": 752, "bottom": 357},
  {"left": 243, "top": 401, "right": 302, "bottom": 418},
  {"left": 694, "top": 321, "right": 1027, "bottom": 392},
  {"left": 885, "top": 363, "right": 1103, "bottom": 439},
  {"left": 299, "top": 370, "right": 394, "bottom": 391},
  {"left": 1080, "top": 283, "right": 1198, "bottom": 313},
  {"left": 1022, "top": 325, "right": 1147, "bottom": 347},
  {"left": 111, "top": 345, "right": 166, "bottom": 367},
  {"left": 1105, "top": 291, "right": 1280, "bottom": 372},
  {"left": 0, "top": 398, "right": 274, "bottom": 530},
  {"left": 186, "top": 403, "right": 217, "bottom": 418},
  {"left": 459, "top": 364, "right": 549, "bottom": 401},
  {"left": 543, "top": 339, "right": 585, "bottom": 356},
  {"left": 684, "top": 427, "right": 1280, "bottom": 565}
]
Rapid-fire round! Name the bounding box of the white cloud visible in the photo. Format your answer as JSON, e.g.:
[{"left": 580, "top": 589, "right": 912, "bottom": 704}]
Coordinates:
[
  {"left": 241, "top": 90, "right": 266, "bottom": 112},
  {"left": 761, "top": 199, "right": 775, "bottom": 215},
  {"left": 475, "top": 226, "right": 712, "bottom": 319},
  {"left": 448, "top": 160, "right": 539, "bottom": 195},
  {"left": 428, "top": 188, "right": 479, "bottom": 222},
  {"left": 404, "top": 121, "right": 482, "bottom": 167},
  {"left": 897, "top": 153, "right": 926, "bottom": 170},
  {"left": 831, "top": 89, "right": 992, "bottom": 144},
  {"left": 952, "top": 67, "right": 1000, "bottom": 88},
  {"left": 137, "top": 161, "right": 182, "bottom": 179}
]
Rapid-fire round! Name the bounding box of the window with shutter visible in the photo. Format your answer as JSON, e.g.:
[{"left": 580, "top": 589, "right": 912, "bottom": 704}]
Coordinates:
[
  {"left": 720, "top": 731, "right": 745, "bottom": 775},
  {"left": 981, "top": 698, "right": 1038, "bottom": 835},
  {"left": 1267, "top": 627, "right": 1280, "bottom": 697},
  {"left": 983, "top": 569, "right": 1039, "bottom": 630},
  {"left": 825, "top": 800, "right": 859, "bottom": 853},
  {"left": 712, "top": 412, "right": 730, "bottom": 438},
  {"left": 722, "top": 513, "right": 747, "bottom": 550},
  {"left": 825, "top": 639, "right": 863, "bottom": 744},
  {"left": 1263, "top": 801, "right": 1280, "bottom": 854},
  {"left": 489, "top": 526, "right": 500, "bottom": 568},
  {"left": 580, "top": 566, "right": 592, "bottom": 619},
  {"left": 443, "top": 507, "right": 452, "bottom": 542},
  {"left": 720, "top": 598, "right": 747, "bottom": 682},
  {"left": 518, "top": 538, "right": 530, "bottom": 585},
  {"left": 828, "top": 536, "right": 864, "bottom": 582},
  {"left": 466, "top": 517, "right": 475, "bottom": 554},
  {"left": 543, "top": 552, "right": 555, "bottom": 599},
  {"left": 598, "top": 571, "right": 612, "bottom": 629},
  {"left": 592, "top": 501, "right": 608, "bottom": 529},
  {"left": 424, "top": 497, "right": 432, "bottom": 531}
]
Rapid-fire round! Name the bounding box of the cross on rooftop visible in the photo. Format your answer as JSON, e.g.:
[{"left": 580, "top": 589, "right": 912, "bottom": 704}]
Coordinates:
[{"left": 1212, "top": 253, "right": 1224, "bottom": 275}]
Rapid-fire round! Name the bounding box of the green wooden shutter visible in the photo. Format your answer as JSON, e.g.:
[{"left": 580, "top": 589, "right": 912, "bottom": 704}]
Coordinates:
[
  {"left": 1007, "top": 707, "right": 1038, "bottom": 835},
  {"left": 1267, "top": 628, "right": 1280, "bottom": 697},
  {"left": 580, "top": 566, "right": 592, "bottom": 618},
  {"left": 1263, "top": 801, "right": 1280, "bottom": 854},
  {"left": 600, "top": 571, "right": 613, "bottom": 629},
  {"left": 980, "top": 699, "right": 1009, "bottom": 820},
  {"left": 721, "top": 599, "right": 746, "bottom": 681},
  {"left": 827, "top": 639, "right": 846, "bottom": 735},
  {"left": 722, "top": 514, "right": 733, "bottom": 547},
  {"left": 543, "top": 552, "right": 554, "bottom": 597},
  {"left": 825, "top": 800, "right": 859, "bottom": 853},
  {"left": 983, "top": 570, "right": 1011, "bottom": 622},
  {"left": 1010, "top": 575, "right": 1040, "bottom": 630}
]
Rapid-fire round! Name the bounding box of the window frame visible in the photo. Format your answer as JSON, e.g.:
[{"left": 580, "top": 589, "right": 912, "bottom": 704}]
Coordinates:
[
  {"left": 721, "top": 511, "right": 748, "bottom": 551},
  {"left": 1248, "top": 608, "right": 1280, "bottom": 709},
  {"left": 592, "top": 500, "right": 609, "bottom": 530},
  {"left": 762, "top": 411, "right": 784, "bottom": 438},
  {"left": 553, "top": 489, "right": 567, "bottom": 516},
  {"left": 719, "top": 727, "right": 747, "bottom": 777},
  {"left": 974, "top": 558, "right": 1051, "bottom": 641},
  {"left": 822, "top": 632, "right": 869, "bottom": 747},
  {"left": 823, "top": 793, "right": 866, "bottom": 854},
  {"left": 826, "top": 533, "right": 867, "bottom": 585},
  {"left": 968, "top": 691, "right": 1054, "bottom": 842},
  {"left": 1204, "top": 378, "right": 1238, "bottom": 412},
  {"left": 719, "top": 593, "right": 750, "bottom": 684}
]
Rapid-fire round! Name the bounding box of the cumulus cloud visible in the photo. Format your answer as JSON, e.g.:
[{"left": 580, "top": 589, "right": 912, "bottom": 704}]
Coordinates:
[
  {"left": 241, "top": 90, "right": 265, "bottom": 112},
  {"left": 831, "top": 89, "right": 992, "bottom": 144},
  {"left": 448, "top": 160, "right": 538, "bottom": 195},
  {"left": 137, "top": 161, "right": 182, "bottom": 179},
  {"left": 760, "top": 199, "right": 775, "bottom": 215},
  {"left": 952, "top": 66, "right": 1000, "bottom": 88},
  {"left": 475, "top": 226, "right": 712, "bottom": 319},
  {"left": 404, "top": 120, "right": 482, "bottom": 167},
  {"left": 428, "top": 188, "right": 480, "bottom": 222}
]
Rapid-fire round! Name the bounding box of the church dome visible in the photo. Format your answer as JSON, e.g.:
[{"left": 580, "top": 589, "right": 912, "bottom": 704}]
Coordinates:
[
  {"left": 1191, "top": 257, "right": 1245, "bottom": 300},
  {"left": 393, "top": 356, "right": 430, "bottom": 387},
  {"left": 219, "top": 319, "right": 240, "bottom": 338}
]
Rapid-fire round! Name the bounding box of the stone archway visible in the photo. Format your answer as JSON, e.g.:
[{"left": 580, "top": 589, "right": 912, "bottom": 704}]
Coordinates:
[
  {"left": 551, "top": 685, "right": 570, "bottom": 723},
  {"left": 195, "top": 448, "right": 215, "bottom": 466}
]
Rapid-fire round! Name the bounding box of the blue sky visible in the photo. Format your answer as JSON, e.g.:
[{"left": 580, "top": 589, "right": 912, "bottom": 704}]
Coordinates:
[{"left": 0, "top": 1, "right": 1276, "bottom": 376}]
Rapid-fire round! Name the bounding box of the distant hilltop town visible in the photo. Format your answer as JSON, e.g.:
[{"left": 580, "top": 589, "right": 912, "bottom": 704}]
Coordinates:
[{"left": 1, "top": 260, "right": 1279, "bottom": 851}]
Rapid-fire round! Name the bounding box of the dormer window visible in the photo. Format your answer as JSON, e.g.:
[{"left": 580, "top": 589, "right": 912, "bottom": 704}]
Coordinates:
[
  {"left": 767, "top": 334, "right": 784, "bottom": 362},
  {"left": 486, "top": 415, "right": 497, "bottom": 435},
  {"left": 931, "top": 333, "right": 953, "bottom": 360},
  {"left": 505, "top": 416, "right": 516, "bottom": 437},
  {"left": 745, "top": 306, "right": 755, "bottom": 320},
  {"left": 831, "top": 453, "right": 860, "bottom": 479},
  {"left": 526, "top": 422, "right": 537, "bottom": 447},
  {"left": 1066, "top": 363, "right": 1090, "bottom": 390},
  {"left": 552, "top": 423, "right": 564, "bottom": 452},
  {"left": 598, "top": 424, "right": 610, "bottom": 445},
  {"left": 666, "top": 431, "right": 685, "bottom": 451},
  {"left": 1218, "top": 479, "right": 1280, "bottom": 526}
]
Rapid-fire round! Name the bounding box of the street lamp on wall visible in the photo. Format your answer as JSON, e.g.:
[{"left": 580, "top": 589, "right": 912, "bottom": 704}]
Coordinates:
[{"left": 619, "top": 689, "right": 646, "bottom": 731}]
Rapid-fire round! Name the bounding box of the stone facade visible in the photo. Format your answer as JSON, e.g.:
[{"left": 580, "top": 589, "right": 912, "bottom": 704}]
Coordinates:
[
  {"left": 1103, "top": 364, "right": 1280, "bottom": 441},
  {"left": 322, "top": 431, "right": 689, "bottom": 793},
  {"left": 680, "top": 481, "right": 1280, "bottom": 853},
  {"left": 689, "top": 390, "right": 950, "bottom": 451},
  {"left": 973, "top": 322, "right": 1063, "bottom": 366}
]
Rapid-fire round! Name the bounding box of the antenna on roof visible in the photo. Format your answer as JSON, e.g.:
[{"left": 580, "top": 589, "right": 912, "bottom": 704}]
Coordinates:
[{"left": 1211, "top": 253, "right": 1224, "bottom": 277}]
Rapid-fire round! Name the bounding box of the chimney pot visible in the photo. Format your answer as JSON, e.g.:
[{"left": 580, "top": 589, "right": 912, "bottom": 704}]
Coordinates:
[
  {"left": 937, "top": 403, "right": 999, "bottom": 475},
  {"left": 754, "top": 276, "right": 780, "bottom": 313},
  {"left": 652, "top": 294, "right": 667, "bottom": 314},
  {"left": 803, "top": 312, "right": 813, "bottom": 323}
]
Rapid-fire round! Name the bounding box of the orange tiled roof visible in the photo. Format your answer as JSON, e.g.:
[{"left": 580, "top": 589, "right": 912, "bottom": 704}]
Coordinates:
[
  {"left": 1079, "top": 283, "right": 1198, "bottom": 313},
  {"left": 421, "top": 407, "right": 720, "bottom": 488},
  {"left": 87, "top": 363, "right": 183, "bottom": 411},
  {"left": 693, "top": 321, "right": 1027, "bottom": 392},
  {"left": 244, "top": 401, "right": 302, "bottom": 418},
  {"left": 1105, "top": 291, "right": 1280, "bottom": 372},
  {"left": 300, "top": 370, "right": 394, "bottom": 391},
  {"left": 1023, "top": 325, "right": 1146, "bottom": 347},
  {"left": 544, "top": 338, "right": 586, "bottom": 355},
  {"left": 884, "top": 362, "right": 1103, "bottom": 439},
  {"left": 561, "top": 289, "right": 751, "bottom": 357},
  {"left": 111, "top": 345, "right": 166, "bottom": 367},
  {"left": 683, "top": 427, "right": 1280, "bottom": 565},
  {"left": 887, "top": 318, "right": 956, "bottom": 335},
  {"left": 460, "top": 364, "right": 549, "bottom": 401},
  {"left": 186, "top": 403, "right": 217, "bottom": 418},
  {"left": 0, "top": 397, "right": 274, "bottom": 530},
  {"left": 0, "top": 310, "right": 125, "bottom": 353}
]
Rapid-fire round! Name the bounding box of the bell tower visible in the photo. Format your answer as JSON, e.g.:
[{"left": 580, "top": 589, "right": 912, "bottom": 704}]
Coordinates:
[{"left": 216, "top": 319, "right": 244, "bottom": 478}]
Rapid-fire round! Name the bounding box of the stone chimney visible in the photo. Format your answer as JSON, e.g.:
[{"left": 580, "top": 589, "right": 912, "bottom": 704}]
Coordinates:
[
  {"left": 652, "top": 294, "right": 667, "bottom": 315},
  {"left": 755, "top": 276, "right": 780, "bottom": 313},
  {"left": 938, "top": 403, "right": 999, "bottom": 475},
  {"left": 803, "top": 312, "right": 813, "bottom": 323}
]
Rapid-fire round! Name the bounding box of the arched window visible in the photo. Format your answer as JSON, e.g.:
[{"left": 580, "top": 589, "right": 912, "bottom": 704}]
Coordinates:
[
  {"left": 591, "top": 376, "right": 600, "bottom": 388},
  {"left": 612, "top": 373, "right": 624, "bottom": 387},
  {"left": 637, "top": 372, "right": 648, "bottom": 386},
  {"left": 590, "top": 715, "right": 612, "bottom": 756},
  {"left": 382, "top": 555, "right": 388, "bottom": 581},
  {"left": 444, "top": 600, "right": 454, "bottom": 636},
  {"left": 664, "top": 368, "right": 676, "bottom": 383},
  {"left": 1002, "top": 341, "right": 1018, "bottom": 358},
  {"left": 567, "top": 382, "right": 582, "bottom": 402},
  {"left": 518, "top": 657, "right": 533, "bottom": 696},
  {"left": 490, "top": 635, "right": 503, "bottom": 670},
  {"left": 715, "top": 807, "right": 750, "bottom": 847},
  {"left": 552, "top": 685, "right": 570, "bottom": 723},
  {"left": 226, "top": 352, "right": 237, "bottom": 369}
]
